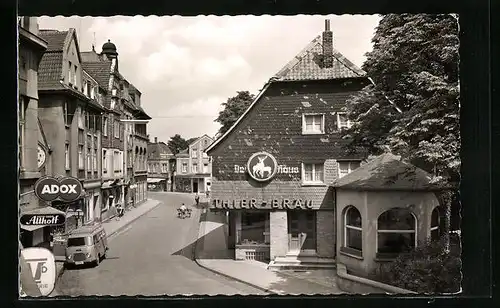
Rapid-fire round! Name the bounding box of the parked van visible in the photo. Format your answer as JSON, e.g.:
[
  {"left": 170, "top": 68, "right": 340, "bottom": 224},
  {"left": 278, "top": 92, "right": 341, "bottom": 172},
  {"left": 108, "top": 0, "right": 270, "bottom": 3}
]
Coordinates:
[{"left": 65, "top": 224, "right": 108, "bottom": 267}]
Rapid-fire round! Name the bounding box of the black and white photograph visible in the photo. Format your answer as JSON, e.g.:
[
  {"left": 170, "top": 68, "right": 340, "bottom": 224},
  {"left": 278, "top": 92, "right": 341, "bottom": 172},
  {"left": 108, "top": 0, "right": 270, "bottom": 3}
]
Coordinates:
[{"left": 18, "top": 13, "right": 461, "bottom": 297}]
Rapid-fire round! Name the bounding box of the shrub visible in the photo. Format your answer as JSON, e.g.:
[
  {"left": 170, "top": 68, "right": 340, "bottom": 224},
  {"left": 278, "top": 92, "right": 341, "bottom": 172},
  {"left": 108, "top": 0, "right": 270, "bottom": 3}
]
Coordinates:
[{"left": 372, "top": 234, "right": 462, "bottom": 294}]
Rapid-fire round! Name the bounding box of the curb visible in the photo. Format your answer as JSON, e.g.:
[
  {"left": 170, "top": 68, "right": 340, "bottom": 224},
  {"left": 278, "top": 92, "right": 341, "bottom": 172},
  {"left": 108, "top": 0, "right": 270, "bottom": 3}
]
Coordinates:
[
  {"left": 107, "top": 200, "right": 161, "bottom": 239},
  {"left": 192, "top": 212, "right": 277, "bottom": 295},
  {"left": 54, "top": 200, "right": 161, "bottom": 287}
]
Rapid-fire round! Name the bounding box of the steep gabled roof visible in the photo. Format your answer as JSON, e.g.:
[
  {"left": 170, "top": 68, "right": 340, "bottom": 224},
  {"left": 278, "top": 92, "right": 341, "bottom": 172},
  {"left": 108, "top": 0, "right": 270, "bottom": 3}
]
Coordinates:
[
  {"left": 147, "top": 141, "right": 173, "bottom": 159},
  {"left": 81, "top": 60, "right": 112, "bottom": 91},
  {"left": 274, "top": 35, "right": 366, "bottom": 81},
  {"left": 331, "top": 153, "right": 446, "bottom": 191}
]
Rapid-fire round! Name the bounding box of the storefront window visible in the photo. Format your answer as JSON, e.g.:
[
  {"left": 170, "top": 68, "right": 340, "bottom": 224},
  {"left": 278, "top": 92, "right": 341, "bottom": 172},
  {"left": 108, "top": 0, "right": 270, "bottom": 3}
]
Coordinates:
[
  {"left": 344, "top": 206, "right": 362, "bottom": 251},
  {"left": 377, "top": 208, "right": 416, "bottom": 256},
  {"left": 238, "top": 211, "right": 269, "bottom": 245}
]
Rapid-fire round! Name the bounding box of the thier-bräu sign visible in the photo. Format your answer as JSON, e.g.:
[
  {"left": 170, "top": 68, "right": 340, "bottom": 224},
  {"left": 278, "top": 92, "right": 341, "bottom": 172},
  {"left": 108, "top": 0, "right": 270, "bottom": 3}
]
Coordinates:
[
  {"left": 20, "top": 214, "right": 66, "bottom": 227},
  {"left": 212, "top": 198, "right": 313, "bottom": 209},
  {"left": 34, "top": 176, "right": 83, "bottom": 202}
]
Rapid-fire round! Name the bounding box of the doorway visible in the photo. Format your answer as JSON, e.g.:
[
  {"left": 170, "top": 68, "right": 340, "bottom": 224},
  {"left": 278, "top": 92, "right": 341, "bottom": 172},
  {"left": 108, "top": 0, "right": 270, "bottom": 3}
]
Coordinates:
[
  {"left": 192, "top": 180, "right": 198, "bottom": 193},
  {"left": 287, "top": 211, "right": 317, "bottom": 254}
]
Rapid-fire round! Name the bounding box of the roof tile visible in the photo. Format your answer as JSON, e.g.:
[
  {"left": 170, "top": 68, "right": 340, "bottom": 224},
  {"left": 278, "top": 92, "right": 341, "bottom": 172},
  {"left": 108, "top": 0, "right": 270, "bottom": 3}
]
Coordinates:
[
  {"left": 274, "top": 35, "right": 366, "bottom": 81},
  {"left": 39, "top": 30, "right": 68, "bottom": 52},
  {"left": 38, "top": 52, "right": 63, "bottom": 90}
]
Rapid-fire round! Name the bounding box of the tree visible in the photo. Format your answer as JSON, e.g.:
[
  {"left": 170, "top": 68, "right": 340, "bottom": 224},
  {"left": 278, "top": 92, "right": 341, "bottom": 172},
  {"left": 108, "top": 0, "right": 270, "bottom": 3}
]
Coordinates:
[
  {"left": 186, "top": 137, "right": 198, "bottom": 145},
  {"left": 167, "top": 134, "right": 189, "bottom": 155},
  {"left": 342, "top": 14, "right": 460, "bottom": 249},
  {"left": 215, "top": 91, "right": 255, "bottom": 136}
]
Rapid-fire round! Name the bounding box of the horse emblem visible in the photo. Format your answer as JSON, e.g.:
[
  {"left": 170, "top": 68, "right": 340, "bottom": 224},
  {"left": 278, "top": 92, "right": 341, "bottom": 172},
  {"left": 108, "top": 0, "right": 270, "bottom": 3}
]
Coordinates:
[{"left": 247, "top": 152, "right": 277, "bottom": 182}]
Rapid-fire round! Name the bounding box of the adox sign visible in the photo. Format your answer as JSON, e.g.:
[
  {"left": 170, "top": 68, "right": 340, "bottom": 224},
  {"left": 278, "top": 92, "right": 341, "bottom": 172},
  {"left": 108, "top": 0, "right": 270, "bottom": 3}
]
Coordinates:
[
  {"left": 34, "top": 176, "right": 83, "bottom": 202},
  {"left": 247, "top": 152, "right": 278, "bottom": 182}
]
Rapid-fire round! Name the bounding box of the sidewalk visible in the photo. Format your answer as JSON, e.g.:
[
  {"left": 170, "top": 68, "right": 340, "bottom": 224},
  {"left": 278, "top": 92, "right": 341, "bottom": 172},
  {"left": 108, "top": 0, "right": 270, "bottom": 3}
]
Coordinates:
[
  {"left": 52, "top": 198, "right": 161, "bottom": 295},
  {"left": 194, "top": 211, "right": 345, "bottom": 295}
]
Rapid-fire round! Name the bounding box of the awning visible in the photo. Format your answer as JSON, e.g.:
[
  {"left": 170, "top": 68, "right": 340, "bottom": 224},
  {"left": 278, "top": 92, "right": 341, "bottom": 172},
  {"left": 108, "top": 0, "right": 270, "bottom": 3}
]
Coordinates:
[
  {"left": 20, "top": 224, "right": 45, "bottom": 232},
  {"left": 101, "top": 180, "right": 114, "bottom": 189},
  {"left": 22, "top": 206, "right": 66, "bottom": 216},
  {"left": 147, "top": 178, "right": 165, "bottom": 184}
]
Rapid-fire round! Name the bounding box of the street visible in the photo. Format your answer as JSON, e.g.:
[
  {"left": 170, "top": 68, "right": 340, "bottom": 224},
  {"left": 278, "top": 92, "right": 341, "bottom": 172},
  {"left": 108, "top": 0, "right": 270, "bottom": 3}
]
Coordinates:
[{"left": 54, "top": 192, "right": 266, "bottom": 296}]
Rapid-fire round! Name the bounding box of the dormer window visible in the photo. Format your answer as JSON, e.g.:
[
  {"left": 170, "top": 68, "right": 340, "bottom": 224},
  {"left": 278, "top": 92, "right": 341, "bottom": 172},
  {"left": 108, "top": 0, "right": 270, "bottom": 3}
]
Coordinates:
[
  {"left": 337, "top": 113, "right": 352, "bottom": 130},
  {"left": 302, "top": 113, "right": 325, "bottom": 134},
  {"left": 112, "top": 88, "right": 118, "bottom": 97},
  {"left": 90, "top": 86, "right": 96, "bottom": 100},
  {"left": 110, "top": 98, "right": 116, "bottom": 109}
]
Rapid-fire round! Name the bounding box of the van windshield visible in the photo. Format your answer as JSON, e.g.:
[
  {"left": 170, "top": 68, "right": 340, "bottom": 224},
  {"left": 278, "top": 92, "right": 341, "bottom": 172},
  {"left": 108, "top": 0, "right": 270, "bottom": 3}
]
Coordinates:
[{"left": 67, "top": 237, "right": 91, "bottom": 247}]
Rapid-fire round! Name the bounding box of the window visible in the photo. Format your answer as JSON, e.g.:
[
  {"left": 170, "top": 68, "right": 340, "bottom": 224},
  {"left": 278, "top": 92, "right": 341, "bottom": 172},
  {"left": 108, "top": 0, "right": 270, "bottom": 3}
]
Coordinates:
[
  {"left": 182, "top": 162, "right": 188, "bottom": 173},
  {"left": 68, "top": 61, "right": 73, "bottom": 84},
  {"left": 110, "top": 98, "right": 116, "bottom": 110},
  {"left": 204, "top": 139, "right": 208, "bottom": 146},
  {"left": 203, "top": 163, "right": 209, "bottom": 173},
  {"left": 65, "top": 143, "right": 70, "bottom": 169},
  {"left": 302, "top": 114, "right": 324, "bottom": 134},
  {"left": 73, "top": 66, "right": 78, "bottom": 86},
  {"left": 431, "top": 207, "right": 440, "bottom": 241},
  {"left": 302, "top": 163, "right": 324, "bottom": 184},
  {"left": 112, "top": 88, "right": 117, "bottom": 96},
  {"left": 19, "top": 97, "right": 26, "bottom": 169},
  {"left": 192, "top": 148, "right": 198, "bottom": 158},
  {"left": 337, "top": 113, "right": 352, "bottom": 130},
  {"left": 192, "top": 163, "right": 198, "bottom": 173},
  {"left": 338, "top": 161, "right": 361, "bottom": 178},
  {"left": 162, "top": 163, "right": 168, "bottom": 173},
  {"left": 239, "top": 211, "right": 269, "bottom": 245},
  {"left": 93, "top": 149, "right": 97, "bottom": 171},
  {"left": 114, "top": 151, "right": 121, "bottom": 172},
  {"left": 78, "top": 145, "right": 84, "bottom": 169},
  {"left": 86, "top": 147, "right": 91, "bottom": 170},
  {"left": 114, "top": 121, "right": 120, "bottom": 138},
  {"left": 78, "top": 110, "right": 84, "bottom": 128},
  {"left": 90, "top": 86, "right": 95, "bottom": 99},
  {"left": 103, "top": 118, "right": 108, "bottom": 136},
  {"left": 377, "top": 208, "right": 417, "bottom": 256},
  {"left": 103, "top": 150, "right": 107, "bottom": 173},
  {"left": 344, "top": 206, "right": 362, "bottom": 252},
  {"left": 63, "top": 101, "right": 70, "bottom": 126}
]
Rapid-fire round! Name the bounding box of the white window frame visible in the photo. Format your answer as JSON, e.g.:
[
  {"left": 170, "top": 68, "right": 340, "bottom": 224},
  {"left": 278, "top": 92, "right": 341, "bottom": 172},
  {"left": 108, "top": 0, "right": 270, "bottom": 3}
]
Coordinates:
[
  {"left": 102, "top": 149, "right": 107, "bottom": 173},
  {"left": 337, "top": 112, "right": 352, "bottom": 130},
  {"left": 114, "top": 121, "right": 120, "bottom": 138},
  {"left": 301, "top": 162, "right": 325, "bottom": 184},
  {"left": 83, "top": 80, "right": 88, "bottom": 96},
  {"left": 65, "top": 143, "right": 70, "bottom": 170},
  {"left": 192, "top": 148, "right": 198, "bottom": 158},
  {"left": 376, "top": 209, "right": 418, "bottom": 254},
  {"left": 93, "top": 148, "right": 97, "bottom": 171},
  {"left": 73, "top": 65, "right": 78, "bottom": 86},
  {"left": 68, "top": 61, "right": 73, "bottom": 85},
  {"left": 182, "top": 162, "right": 188, "bottom": 173},
  {"left": 103, "top": 118, "right": 108, "bottom": 136},
  {"left": 192, "top": 163, "right": 198, "bottom": 173},
  {"left": 203, "top": 163, "right": 209, "bottom": 173},
  {"left": 78, "top": 145, "right": 84, "bottom": 169},
  {"left": 302, "top": 113, "right": 325, "bottom": 134},
  {"left": 338, "top": 161, "right": 361, "bottom": 179},
  {"left": 344, "top": 206, "right": 362, "bottom": 252}
]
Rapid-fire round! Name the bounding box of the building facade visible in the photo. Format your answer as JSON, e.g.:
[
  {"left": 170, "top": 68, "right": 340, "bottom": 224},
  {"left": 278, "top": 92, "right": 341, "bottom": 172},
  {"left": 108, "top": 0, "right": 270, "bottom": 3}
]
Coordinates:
[
  {"left": 18, "top": 16, "right": 49, "bottom": 249},
  {"left": 147, "top": 137, "right": 174, "bottom": 192},
  {"left": 205, "top": 21, "right": 368, "bottom": 266},
  {"left": 37, "top": 28, "right": 105, "bottom": 234},
  {"left": 175, "top": 134, "right": 213, "bottom": 194}
]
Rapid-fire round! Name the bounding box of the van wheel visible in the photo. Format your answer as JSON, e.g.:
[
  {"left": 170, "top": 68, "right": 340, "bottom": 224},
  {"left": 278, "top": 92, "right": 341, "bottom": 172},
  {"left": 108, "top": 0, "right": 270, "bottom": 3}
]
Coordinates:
[{"left": 94, "top": 255, "right": 100, "bottom": 267}]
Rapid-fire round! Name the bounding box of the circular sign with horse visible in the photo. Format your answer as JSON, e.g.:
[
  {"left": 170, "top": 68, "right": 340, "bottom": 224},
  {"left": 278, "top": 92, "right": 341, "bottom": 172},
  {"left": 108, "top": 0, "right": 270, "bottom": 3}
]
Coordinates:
[{"left": 246, "top": 151, "right": 278, "bottom": 182}]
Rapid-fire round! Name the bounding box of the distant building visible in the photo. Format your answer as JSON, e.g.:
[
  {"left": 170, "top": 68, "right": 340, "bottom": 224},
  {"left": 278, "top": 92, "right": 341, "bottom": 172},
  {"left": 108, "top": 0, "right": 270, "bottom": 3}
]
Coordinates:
[
  {"left": 174, "top": 134, "right": 214, "bottom": 193},
  {"left": 18, "top": 16, "right": 48, "bottom": 249},
  {"left": 147, "top": 137, "right": 175, "bottom": 192}
]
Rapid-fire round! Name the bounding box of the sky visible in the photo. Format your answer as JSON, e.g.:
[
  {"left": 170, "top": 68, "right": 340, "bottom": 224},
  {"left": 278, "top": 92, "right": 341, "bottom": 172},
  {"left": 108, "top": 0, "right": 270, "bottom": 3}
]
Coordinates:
[{"left": 38, "top": 15, "right": 381, "bottom": 143}]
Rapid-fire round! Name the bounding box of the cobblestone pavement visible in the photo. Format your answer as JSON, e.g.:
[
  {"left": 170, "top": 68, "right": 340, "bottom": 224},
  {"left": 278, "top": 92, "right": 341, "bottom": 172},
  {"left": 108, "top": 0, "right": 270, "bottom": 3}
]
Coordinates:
[{"left": 54, "top": 192, "right": 265, "bottom": 296}]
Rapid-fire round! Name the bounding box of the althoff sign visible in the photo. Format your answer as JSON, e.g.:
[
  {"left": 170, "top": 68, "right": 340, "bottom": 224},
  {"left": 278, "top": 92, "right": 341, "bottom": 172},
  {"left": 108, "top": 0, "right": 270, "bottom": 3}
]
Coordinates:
[{"left": 34, "top": 176, "right": 84, "bottom": 202}]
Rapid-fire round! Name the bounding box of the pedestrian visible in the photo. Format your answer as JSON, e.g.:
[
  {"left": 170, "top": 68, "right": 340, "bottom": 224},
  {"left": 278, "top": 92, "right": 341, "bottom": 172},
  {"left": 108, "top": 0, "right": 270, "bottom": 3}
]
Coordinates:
[
  {"left": 116, "top": 204, "right": 124, "bottom": 219},
  {"left": 195, "top": 194, "right": 200, "bottom": 206}
]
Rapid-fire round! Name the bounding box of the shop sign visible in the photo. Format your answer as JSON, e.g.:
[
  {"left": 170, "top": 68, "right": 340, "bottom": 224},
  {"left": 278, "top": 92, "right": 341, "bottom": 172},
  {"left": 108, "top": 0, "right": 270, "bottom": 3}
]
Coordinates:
[
  {"left": 234, "top": 164, "right": 300, "bottom": 175},
  {"left": 21, "top": 247, "right": 56, "bottom": 296},
  {"left": 245, "top": 152, "right": 279, "bottom": 182},
  {"left": 34, "top": 176, "right": 83, "bottom": 202},
  {"left": 20, "top": 214, "right": 66, "bottom": 227},
  {"left": 212, "top": 198, "right": 314, "bottom": 210}
]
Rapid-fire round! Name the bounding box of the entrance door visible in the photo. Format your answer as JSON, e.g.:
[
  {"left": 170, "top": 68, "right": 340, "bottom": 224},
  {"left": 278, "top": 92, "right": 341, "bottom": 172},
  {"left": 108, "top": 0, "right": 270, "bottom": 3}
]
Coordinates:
[
  {"left": 193, "top": 180, "right": 198, "bottom": 193},
  {"left": 288, "top": 211, "right": 316, "bottom": 254}
]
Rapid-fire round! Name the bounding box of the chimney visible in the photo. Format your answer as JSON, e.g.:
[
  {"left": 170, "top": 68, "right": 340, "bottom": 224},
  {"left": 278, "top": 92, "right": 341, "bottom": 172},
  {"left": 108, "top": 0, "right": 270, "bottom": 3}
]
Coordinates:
[
  {"left": 155, "top": 137, "right": 158, "bottom": 143},
  {"left": 322, "top": 19, "right": 333, "bottom": 68}
]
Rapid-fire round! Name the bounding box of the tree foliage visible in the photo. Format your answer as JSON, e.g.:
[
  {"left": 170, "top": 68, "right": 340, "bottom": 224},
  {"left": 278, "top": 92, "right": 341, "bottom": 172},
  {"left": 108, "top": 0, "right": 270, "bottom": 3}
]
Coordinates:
[
  {"left": 342, "top": 14, "right": 460, "bottom": 183},
  {"left": 215, "top": 91, "right": 255, "bottom": 136},
  {"left": 167, "top": 134, "right": 189, "bottom": 155}
]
